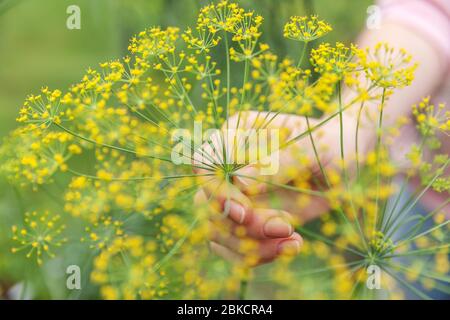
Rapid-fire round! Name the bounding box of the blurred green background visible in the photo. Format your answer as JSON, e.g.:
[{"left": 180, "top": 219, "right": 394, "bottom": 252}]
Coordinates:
[
  {"left": 0, "top": 0, "right": 372, "bottom": 298},
  {"left": 0, "top": 0, "right": 373, "bottom": 137}
]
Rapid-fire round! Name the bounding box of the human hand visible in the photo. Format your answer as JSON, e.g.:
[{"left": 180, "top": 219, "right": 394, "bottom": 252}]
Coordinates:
[{"left": 194, "top": 110, "right": 372, "bottom": 265}]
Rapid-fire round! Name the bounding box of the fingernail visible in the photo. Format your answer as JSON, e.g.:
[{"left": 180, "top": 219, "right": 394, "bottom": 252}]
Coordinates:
[
  {"left": 277, "top": 239, "right": 300, "bottom": 255},
  {"left": 223, "top": 200, "right": 246, "bottom": 224},
  {"left": 263, "top": 217, "right": 293, "bottom": 238}
]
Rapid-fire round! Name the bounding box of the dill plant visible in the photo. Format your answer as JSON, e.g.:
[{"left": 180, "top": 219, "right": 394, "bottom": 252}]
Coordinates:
[{"left": 0, "top": 1, "right": 448, "bottom": 299}]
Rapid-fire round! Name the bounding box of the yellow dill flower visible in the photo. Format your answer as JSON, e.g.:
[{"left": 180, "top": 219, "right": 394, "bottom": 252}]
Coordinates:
[
  {"left": 198, "top": 1, "right": 242, "bottom": 33},
  {"left": 128, "top": 26, "right": 179, "bottom": 59},
  {"left": 359, "top": 43, "right": 417, "bottom": 89},
  {"left": 16, "top": 87, "right": 71, "bottom": 128},
  {"left": 283, "top": 15, "right": 332, "bottom": 42},
  {"left": 11, "top": 211, "right": 66, "bottom": 265},
  {"left": 413, "top": 97, "right": 449, "bottom": 139},
  {"left": 369, "top": 231, "right": 394, "bottom": 255},
  {"left": 310, "top": 42, "right": 358, "bottom": 77},
  {"left": 0, "top": 128, "right": 79, "bottom": 188},
  {"left": 81, "top": 216, "right": 125, "bottom": 250}
]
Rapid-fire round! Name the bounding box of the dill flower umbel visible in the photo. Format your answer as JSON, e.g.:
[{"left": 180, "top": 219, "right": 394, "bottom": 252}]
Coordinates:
[
  {"left": 16, "top": 87, "right": 71, "bottom": 129},
  {"left": 310, "top": 42, "right": 358, "bottom": 77},
  {"left": 11, "top": 211, "right": 66, "bottom": 265},
  {"left": 0, "top": 128, "right": 80, "bottom": 189},
  {"left": 358, "top": 43, "right": 417, "bottom": 89},
  {"left": 283, "top": 15, "right": 332, "bottom": 42}
]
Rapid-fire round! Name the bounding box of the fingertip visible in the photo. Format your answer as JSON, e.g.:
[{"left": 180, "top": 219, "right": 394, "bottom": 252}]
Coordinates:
[
  {"left": 277, "top": 237, "right": 302, "bottom": 256},
  {"left": 290, "top": 232, "right": 303, "bottom": 246},
  {"left": 223, "top": 199, "right": 247, "bottom": 224},
  {"left": 263, "top": 216, "right": 293, "bottom": 238}
]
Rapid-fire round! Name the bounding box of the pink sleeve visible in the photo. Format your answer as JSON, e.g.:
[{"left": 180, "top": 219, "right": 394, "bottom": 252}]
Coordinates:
[{"left": 378, "top": 0, "right": 450, "bottom": 72}]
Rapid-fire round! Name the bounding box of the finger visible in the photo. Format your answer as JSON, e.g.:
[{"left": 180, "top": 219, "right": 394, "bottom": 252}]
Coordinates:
[
  {"left": 211, "top": 231, "right": 303, "bottom": 265},
  {"left": 258, "top": 233, "right": 303, "bottom": 263},
  {"left": 195, "top": 177, "right": 297, "bottom": 232},
  {"left": 201, "top": 175, "right": 252, "bottom": 209},
  {"left": 194, "top": 187, "right": 252, "bottom": 225},
  {"left": 234, "top": 208, "right": 294, "bottom": 240}
]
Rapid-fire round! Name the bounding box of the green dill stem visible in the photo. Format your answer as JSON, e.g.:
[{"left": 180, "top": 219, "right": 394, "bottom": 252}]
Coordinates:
[
  {"left": 54, "top": 123, "right": 170, "bottom": 162},
  {"left": 386, "top": 243, "right": 450, "bottom": 258},
  {"left": 119, "top": 108, "right": 217, "bottom": 168},
  {"left": 232, "top": 173, "right": 325, "bottom": 197},
  {"left": 222, "top": 33, "right": 231, "bottom": 167},
  {"left": 234, "top": 58, "right": 250, "bottom": 139},
  {"left": 337, "top": 82, "right": 345, "bottom": 166},
  {"left": 224, "top": 33, "right": 231, "bottom": 120},
  {"left": 174, "top": 72, "right": 198, "bottom": 114},
  {"left": 381, "top": 135, "right": 428, "bottom": 234},
  {"left": 349, "top": 261, "right": 370, "bottom": 299},
  {"left": 284, "top": 84, "right": 379, "bottom": 147},
  {"left": 228, "top": 55, "right": 250, "bottom": 172},
  {"left": 399, "top": 198, "right": 450, "bottom": 242},
  {"left": 281, "top": 105, "right": 347, "bottom": 148},
  {"left": 262, "top": 92, "right": 370, "bottom": 245},
  {"left": 153, "top": 217, "right": 200, "bottom": 273},
  {"left": 240, "top": 59, "right": 249, "bottom": 106},
  {"left": 355, "top": 101, "right": 365, "bottom": 178},
  {"left": 381, "top": 127, "right": 431, "bottom": 233},
  {"left": 297, "top": 41, "right": 309, "bottom": 68},
  {"left": 205, "top": 51, "right": 220, "bottom": 128},
  {"left": 305, "top": 116, "right": 330, "bottom": 186},
  {"left": 385, "top": 162, "right": 449, "bottom": 240},
  {"left": 67, "top": 168, "right": 213, "bottom": 181},
  {"left": 55, "top": 122, "right": 216, "bottom": 172},
  {"left": 296, "top": 225, "right": 366, "bottom": 257},
  {"left": 354, "top": 101, "right": 369, "bottom": 242},
  {"left": 374, "top": 88, "right": 386, "bottom": 232},
  {"left": 337, "top": 82, "right": 369, "bottom": 251},
  {"left": 383, "top": 261, "right": 450, "bottom": 284},
  {"left": 385, "top": 159, "right": 449, "bottom": 239},
  {"left": 254, "top": 260, "right": 364, "bottom": 283},
  {"left": 381, "top": 263, "right": 432, "bottom": 300}
]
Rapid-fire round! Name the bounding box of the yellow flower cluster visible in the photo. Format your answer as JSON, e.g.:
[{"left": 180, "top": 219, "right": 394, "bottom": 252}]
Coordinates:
[
  {"left": 283, "top": 15, "right": 332, "bottom": 42},
  {"left": 413, "top": 97, "right": 449, "bottom": 139},
  {"left": 310, "top": 42, "right": 358, "bottom": 77},
  {"left": 11, "top": 211, "right": 66, "bottom": 265},
  {"left": 129, "top": 27, "right": 179, "bottom": 59},
  {"left": 0, "top": 128, "right": 80, "bottom": 188},
  {"left": 358, "top": 43, "right": 417, "bottom": 89}
]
